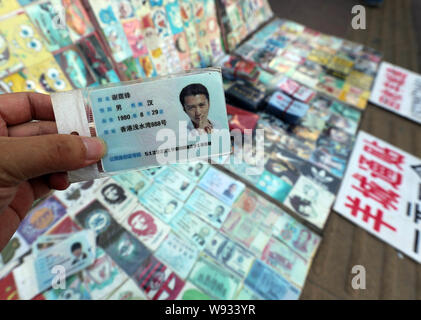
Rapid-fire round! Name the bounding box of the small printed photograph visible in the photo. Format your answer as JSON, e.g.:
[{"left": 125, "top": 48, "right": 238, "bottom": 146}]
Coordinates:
[
  {"left": 70, "top": 241, "right": 88, "bottom": 266},
  {"left": 179, "top": 82, "right": 225, "bottom": 135}
]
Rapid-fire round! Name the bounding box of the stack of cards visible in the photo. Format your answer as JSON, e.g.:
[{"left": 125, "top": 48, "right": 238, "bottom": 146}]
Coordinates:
[
  {"left": 0, "top": 162, "right": 322, "bottom": 300},
  {"left": 235, "top": 18, "right": 382, "bottom": 110},
  {"left": 225, "top": 81, "right": 266, "bottom": 112},
  {"left": 266, "top": 91, "right": 309, "bottom": 125},
  {"left": 0, "top": 0, "right": 399, "bottom": 302},
  {"left": 224, "top": 90, "right": 361, "bottom": 230}
]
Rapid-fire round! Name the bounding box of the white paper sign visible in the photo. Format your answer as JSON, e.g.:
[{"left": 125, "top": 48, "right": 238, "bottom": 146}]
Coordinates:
[
  {"left": 334, "top": 131, "right": 421, "bottom": 262},
  {"left": 370, "top": 61, "right": 421, "bottom": 124}
]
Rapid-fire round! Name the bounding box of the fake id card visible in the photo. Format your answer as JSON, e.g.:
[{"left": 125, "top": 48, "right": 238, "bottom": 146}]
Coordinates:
[
  {"left": 51, "top": 69, "right": 231, "bottom": 182},
  {"left": 13, "top": 230, "right": 96, "bottom": 300}
]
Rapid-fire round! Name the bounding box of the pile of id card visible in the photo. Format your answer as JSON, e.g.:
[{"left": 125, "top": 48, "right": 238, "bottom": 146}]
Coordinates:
[
  {"left": 222, "top": 59, "right": 363, "bottom": 231},
  {"left": 0, "top": 0, "right": 398, "bottom": 301},
  {"left": 234, "top": 18, "right": 382, "bottom": 109},
  {"left": 0, "top": 163, "right": 322, "bottom": 300}
]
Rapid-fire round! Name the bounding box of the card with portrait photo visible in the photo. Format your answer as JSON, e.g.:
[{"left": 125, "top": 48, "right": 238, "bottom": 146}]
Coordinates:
[
  {"left": 139, "top": 183, "right": 183, "bottom": 223},
  {"left": 171, "top": 208, "right": 216, "bottom": 250},
  {"left": 13, "top": 230, "right": 96, "bottom": 300},
  {"left": 198, "top": 167, "right": 245, "bottom": 206},
  {"left": 184, "top": 188, "right": 231, "bottom": 229},
  {"left": 65, "top": 69, "right": 231, "bottom": 176},
  {"left": 154, "top": 166, "right": 196, "bottom": 201},
  {"left": 111, "top": 170, "right": 152, "bottom": 200},
  {"left": 32, "top": 233, "right": 71, "bottom": 256}
]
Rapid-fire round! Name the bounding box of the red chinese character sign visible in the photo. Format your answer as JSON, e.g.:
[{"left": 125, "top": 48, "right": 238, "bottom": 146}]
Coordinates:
[
  {"left": 334, "top": 131, "right": 421, "bottom": 263},
  {"left": 370, "top": 61, "right": 421, "bottom": 124}
]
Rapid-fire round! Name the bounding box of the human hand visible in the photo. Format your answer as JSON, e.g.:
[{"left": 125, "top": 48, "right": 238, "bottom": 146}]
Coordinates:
[{"left": 0, "top": 93, "right": 106, "bottom": 250}]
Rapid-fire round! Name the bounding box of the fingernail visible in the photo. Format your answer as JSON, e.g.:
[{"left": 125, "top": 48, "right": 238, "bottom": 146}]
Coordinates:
[{"left": 81, "top": 137, "right": 106, "bottom": 161}]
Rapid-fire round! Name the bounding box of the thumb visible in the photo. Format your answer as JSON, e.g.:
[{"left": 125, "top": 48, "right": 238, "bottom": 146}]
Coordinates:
[{"left": 0, "top": 135, "right": 106, "bottom": 186}]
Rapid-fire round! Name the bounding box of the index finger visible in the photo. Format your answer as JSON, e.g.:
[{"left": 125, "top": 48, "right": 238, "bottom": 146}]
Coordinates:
[{"left": 0, "top": 92, "right": 54, "bottom": 126}]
